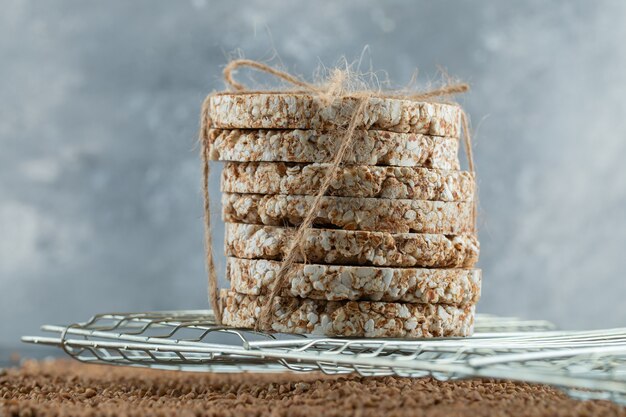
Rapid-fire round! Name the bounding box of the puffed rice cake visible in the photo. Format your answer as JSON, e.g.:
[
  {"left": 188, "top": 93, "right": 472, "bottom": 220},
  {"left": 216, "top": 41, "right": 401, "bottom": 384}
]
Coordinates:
[
  {"left": 220, "top": 290, "right": 475, "bottom": 338},
  {"left": 222, "top": 193, "right": 474, "bottom": 234},
  {"left": 225, "top": 223, "right": 479, "bottom": 268},
  {"left": 221, "top": 162, "right": 474, "bottom": 201},
  {"left": 208, "top": 93, "right": 461, "bottom": 136},
  {"left": 208, "top": 128, "right": 460, "bottom": 169},
  {"left": 227, "top": 257, "right": 481, "bottom": 305}
]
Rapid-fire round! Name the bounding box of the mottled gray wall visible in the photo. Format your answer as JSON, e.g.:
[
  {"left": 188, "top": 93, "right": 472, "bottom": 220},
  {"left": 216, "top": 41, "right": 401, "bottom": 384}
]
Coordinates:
[{"left": 2, "top": 0, "right": 626, "bottom": 354}]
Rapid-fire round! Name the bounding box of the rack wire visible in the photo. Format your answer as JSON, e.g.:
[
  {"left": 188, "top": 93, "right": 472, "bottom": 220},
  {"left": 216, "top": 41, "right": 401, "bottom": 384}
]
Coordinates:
[{"left": 22, "top": 310, "right": 626, "bottom": 404}]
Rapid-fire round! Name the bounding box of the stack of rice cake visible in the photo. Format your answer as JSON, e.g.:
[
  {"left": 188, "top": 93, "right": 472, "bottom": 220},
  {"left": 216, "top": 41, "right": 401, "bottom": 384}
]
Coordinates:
[{"left": 207, "top": 92, "right": 480, "bottom": 338}]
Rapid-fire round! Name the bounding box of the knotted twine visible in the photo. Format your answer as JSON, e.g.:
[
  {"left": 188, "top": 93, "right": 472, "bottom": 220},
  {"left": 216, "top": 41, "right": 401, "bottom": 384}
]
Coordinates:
[{"left": 199, "top": 59, "right": 475, "bottom": 328}]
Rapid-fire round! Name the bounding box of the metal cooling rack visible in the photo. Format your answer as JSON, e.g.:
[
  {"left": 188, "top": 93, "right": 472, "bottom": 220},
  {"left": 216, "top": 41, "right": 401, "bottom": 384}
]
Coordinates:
[{"left": 22, "top": 310, "right": 626, "bottom": 404}]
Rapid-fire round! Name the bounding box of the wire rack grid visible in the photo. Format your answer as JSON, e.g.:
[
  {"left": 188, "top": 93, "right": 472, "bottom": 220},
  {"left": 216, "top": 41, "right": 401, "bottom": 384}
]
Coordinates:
[{"left": 21, "top": 310, "right": 626, "bottom": 405}]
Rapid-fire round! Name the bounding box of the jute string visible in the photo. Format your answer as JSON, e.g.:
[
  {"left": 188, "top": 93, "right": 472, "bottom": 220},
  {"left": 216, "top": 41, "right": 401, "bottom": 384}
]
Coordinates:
[{"left": 199, "top": 59, "right": 475, "bottom": 328}]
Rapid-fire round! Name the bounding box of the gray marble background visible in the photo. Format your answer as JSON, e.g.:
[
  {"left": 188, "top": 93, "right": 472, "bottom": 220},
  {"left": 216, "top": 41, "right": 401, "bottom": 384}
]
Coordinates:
[{"left": 2, "top": 0, "right": 626, "bottom": 355}]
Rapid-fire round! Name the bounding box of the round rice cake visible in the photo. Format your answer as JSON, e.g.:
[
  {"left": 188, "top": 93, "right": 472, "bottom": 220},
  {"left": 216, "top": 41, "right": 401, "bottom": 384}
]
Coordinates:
[
  {"left": 221, "top": 162, "right": 474, "bottom": 201},
  {"left": 226, "top": 257, "right": 481, "bottom": 305},
  {"left": 220, "top": 290, "right": 475, "bottom": 338},
  {"left": 208, "top": 93, "right": 462, "bottom": 137},
  {"left": 222, "top": 193, "right": 474, "bottom": 234},
  {"left": 208, "top": 128, "right": 460, "bottom": 169},
  {"left": 225, "top": 223, "right": 479, "bottom": 268}
]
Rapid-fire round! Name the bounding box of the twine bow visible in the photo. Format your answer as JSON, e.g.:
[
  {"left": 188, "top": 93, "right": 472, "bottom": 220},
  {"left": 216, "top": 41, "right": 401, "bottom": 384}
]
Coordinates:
[{"left": 199, "top": 59, "right": 475, "bottom": 328}]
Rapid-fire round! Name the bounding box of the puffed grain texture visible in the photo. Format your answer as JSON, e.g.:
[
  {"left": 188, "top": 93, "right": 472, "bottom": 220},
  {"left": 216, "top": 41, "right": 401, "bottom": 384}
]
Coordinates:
[
  {"left": 208, "top": 128, "right": 461, "bottom": 169},
  {"left": 222, "top": 193, "right": 474, "bottom": 234},
  {"left": 224, "top": 223, "right": 479, "bottom": 268},
  {"left": 226, "top": 257, "right": 481, "bottom": 305},
  {"left": 222, "top": 162, "right": 474, "bottom": 200},
  {"left": 220, "top": 290, "right": 475, "bottom": 337},
  {"left": 208, "top": 93, "right": 461, "bottom": 137}
]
